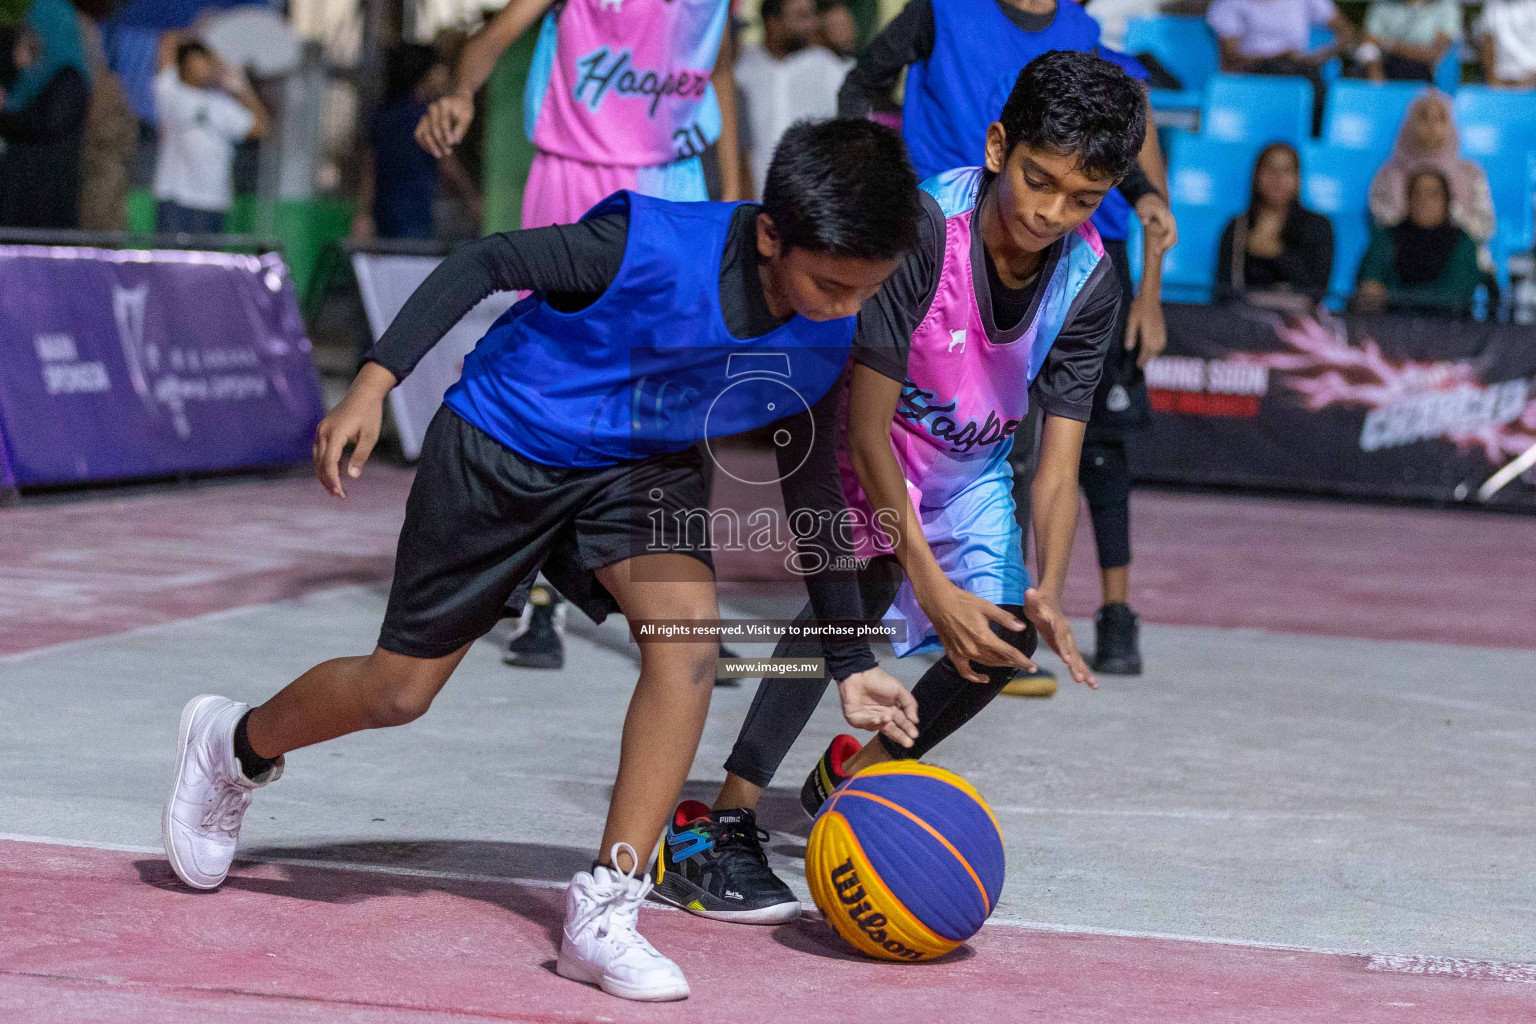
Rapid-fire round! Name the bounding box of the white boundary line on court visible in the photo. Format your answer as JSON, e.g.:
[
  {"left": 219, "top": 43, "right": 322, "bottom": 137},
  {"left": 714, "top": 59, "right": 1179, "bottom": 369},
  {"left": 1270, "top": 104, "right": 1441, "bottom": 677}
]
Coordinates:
[
  {"left": 0, "top": 585, "right": 380, "bottom": 666},
  {"left": 4, "top": 831, "right": 1534, "bottom": 983}
]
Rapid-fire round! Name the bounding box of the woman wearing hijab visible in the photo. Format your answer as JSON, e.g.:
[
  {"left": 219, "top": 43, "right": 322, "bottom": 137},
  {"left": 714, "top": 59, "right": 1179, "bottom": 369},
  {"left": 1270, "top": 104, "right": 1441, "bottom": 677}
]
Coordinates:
[
  {"left": 0, "top": 0, "right": 92, "bottom": 229},
  {"left": 1216, "top": 142, "right": 1335, "bottom": 311},
  {"left": 1368, "top": 89, "right": 1495, "bottom": 260},
  {"left": 1356, "top": 167, "right": 1481, "bottom": 316}
]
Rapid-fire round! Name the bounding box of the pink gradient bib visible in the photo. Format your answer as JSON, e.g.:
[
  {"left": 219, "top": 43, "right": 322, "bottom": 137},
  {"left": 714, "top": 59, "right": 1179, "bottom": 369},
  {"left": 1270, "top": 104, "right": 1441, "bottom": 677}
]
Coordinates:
[{"left": 526, "top": 0, "right": 729, "bottom": 168}]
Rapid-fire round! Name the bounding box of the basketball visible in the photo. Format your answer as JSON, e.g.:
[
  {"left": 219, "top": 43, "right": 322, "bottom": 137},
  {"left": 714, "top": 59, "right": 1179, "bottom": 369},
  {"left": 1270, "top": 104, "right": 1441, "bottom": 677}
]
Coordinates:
[{"left": 805, "top": 761, "right": 1005, "bottom": 961}]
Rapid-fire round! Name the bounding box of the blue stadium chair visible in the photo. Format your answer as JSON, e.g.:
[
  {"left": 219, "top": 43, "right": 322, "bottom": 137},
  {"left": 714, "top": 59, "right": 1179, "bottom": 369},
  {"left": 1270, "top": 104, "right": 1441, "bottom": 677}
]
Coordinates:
[
  {"left": 1124, "top": 16, "right": 1219, "bottom": 112},
  {"left": 1454, "top": 86, "right": 1536, "bottom": 161},
  {"left": 1481, "top": 151, "right": 1536, "bottom": 254},
  {"left": 1161, "top": 133, "right": 1266, "bottom": 300},
  {"left": 1323, "top": 80, "right": 1424, "bottom": 152},
  {"left": 1300, "top": 142, "right": 1378, "bottom": 219},
  {"left": 1202, "top": 74, "right": 1313, "bottom": 147},
  {"left": 1434, "top": 45, "right": 1461, "bottom": 93},
  {"left": 1326, "top": 214, "right": 1372, "bottom": 306},
  {"left": 1308, "top": 27, "right": 1343, "bottom": 84}
]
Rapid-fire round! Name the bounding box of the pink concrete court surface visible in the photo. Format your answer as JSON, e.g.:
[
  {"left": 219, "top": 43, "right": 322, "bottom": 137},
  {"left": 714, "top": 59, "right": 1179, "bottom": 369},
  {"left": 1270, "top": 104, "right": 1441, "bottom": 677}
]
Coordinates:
[{"left": 3, "top": 467, "right": 1533, "bottom": 1022}]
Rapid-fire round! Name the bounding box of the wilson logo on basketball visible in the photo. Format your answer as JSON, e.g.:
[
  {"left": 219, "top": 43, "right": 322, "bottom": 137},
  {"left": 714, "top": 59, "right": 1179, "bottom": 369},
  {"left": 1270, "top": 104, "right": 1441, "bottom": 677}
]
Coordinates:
[{"left": 828, "top": 858, "right": 923, "bottom": 961}]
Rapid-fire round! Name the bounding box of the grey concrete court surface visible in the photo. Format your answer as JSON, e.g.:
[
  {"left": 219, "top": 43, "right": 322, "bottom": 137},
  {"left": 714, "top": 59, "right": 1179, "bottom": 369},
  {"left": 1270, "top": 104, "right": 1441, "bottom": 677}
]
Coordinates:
[{"left": 4, "top": 581, "right": 1532, "bottom": 962}]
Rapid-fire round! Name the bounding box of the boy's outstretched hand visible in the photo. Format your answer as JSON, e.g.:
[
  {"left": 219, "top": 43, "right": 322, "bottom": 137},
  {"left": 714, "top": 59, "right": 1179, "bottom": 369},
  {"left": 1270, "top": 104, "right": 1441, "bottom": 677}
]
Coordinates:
[
  {"left": 313, "top": 363, "right": 396, "bottom": 498},
  {"left": 1024, "top": 588, "right": 1096, "bottom": 689},
  {"left": 837, "top": 666, "right": 919, "bottom": 749},
  {"left": 920, "top": 578, "right": 1036, "bottom": 683}
]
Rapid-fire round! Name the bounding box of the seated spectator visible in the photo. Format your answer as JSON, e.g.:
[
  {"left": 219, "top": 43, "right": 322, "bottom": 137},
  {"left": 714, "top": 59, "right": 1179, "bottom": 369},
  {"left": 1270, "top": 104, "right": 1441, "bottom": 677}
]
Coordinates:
[
  {"left": 735, "top": 0, "right": 849, "bottom": 198},
  {"left": 1368, "top": 88, "right": 1494, "bottom": 262},
  {"left": 1475, "top": 0, "right": 1536, "bottom": 88},
  {"left": 818, "top": 0, "right": 858, "bottom": 60},
  {"left": 0, "top": 0, "right": 91, "bottom": 229},
  {"left": 152, "top": 34, "right": 268, "bottom": 236},
  {"left": 1207, "top": 0, "right": 1356, "bottom": 133},
  {"left": 1355, "top": 0, "right": 1462, "bottom": 82},
  {"left": 1355, "top": 168, "right": 1480, "bottom": 316},
  {"left": 1216, "top": 142, "right": 1335, "bottom": 309},
  {"left": 354, "top": 43, "right": 480, "bottom": 241}
]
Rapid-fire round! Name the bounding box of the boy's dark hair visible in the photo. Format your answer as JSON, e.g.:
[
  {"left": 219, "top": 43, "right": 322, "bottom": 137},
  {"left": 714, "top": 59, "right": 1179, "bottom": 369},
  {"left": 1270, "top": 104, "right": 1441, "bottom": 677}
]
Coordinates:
[
  {"left": 762, "top": 119, "right": 919, "bottom": 261},
  {"left": 384, "top": 43, "right": 437, "bottom": 104},
  {"left": 176, "top": 39, "right": 212, "bottom": 70},
  {"left": 997, "top": 50, "right": 1147, "bottom": 183}
]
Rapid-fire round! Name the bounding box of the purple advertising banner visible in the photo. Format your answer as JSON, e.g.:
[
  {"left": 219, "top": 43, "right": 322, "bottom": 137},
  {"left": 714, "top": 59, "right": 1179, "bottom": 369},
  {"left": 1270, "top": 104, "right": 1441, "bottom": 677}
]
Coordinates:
[{"left": 0, "top": 245, "right": 324, "bottom": 487}]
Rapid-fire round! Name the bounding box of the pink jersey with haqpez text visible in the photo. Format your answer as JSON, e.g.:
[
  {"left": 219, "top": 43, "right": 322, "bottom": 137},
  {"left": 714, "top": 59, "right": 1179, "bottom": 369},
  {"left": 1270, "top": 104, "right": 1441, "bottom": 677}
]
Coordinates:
[{"left": 525, "top": 0, "right": 729, "bottom": 168}]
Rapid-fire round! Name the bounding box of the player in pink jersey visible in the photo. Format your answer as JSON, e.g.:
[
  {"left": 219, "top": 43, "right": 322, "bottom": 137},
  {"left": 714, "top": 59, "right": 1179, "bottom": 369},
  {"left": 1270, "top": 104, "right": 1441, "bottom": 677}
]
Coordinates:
[
  {"left": 655, "top": 53, "right": 1150, "bottom": 923},
  {"left": 417, "top": 0, "right": 745, "bottom": 227}
]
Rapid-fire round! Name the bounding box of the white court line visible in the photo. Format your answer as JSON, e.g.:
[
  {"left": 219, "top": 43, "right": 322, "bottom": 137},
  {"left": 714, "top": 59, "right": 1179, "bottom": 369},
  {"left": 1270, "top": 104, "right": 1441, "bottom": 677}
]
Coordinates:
[
  {"left": 5, "top": 831, "right": 1535, "bottom": 982},
  {"left": 0, "top": 831, "right": 570, "bottom": 893},
  {"left": 991, "top": 805, "right": 1366, "bottom": 822},
  {"left": 0, "top": 585, "right": 380, "bottom": 666}
]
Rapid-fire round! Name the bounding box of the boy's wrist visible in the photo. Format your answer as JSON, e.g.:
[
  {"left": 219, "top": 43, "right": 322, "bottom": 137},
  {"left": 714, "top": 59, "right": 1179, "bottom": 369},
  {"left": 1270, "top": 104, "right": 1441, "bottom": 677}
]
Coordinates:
[
  {"left": 351, "top": 361, "right": 399, "bottom": 398},
  {"left": 908, "top": 564, "right": 954, "bottom": 606}
]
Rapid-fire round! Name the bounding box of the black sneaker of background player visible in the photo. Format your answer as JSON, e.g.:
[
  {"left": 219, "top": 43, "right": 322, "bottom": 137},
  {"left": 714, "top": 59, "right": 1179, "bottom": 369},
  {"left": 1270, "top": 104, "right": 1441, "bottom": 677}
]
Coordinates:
[
  {"left": 1092, "top": 601, "right": 1143, "bottom": 675},
  {"left": 503, "top": 585, "right": 565, "bottom": 670},
  {"left": 799, "top": 734, "right": 863, "bottom": 819},
  {"left": 652, "top": 801, "right": 800, "bottom": 924}
]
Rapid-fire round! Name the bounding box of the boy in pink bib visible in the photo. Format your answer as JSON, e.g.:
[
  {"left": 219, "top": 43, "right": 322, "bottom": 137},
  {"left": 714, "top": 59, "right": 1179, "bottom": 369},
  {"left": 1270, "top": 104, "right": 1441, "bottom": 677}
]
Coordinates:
[
  {"left": 416, "top": 0, "right": 743, "bottom": 227},
  {"left": 653, "top": 53, "right": 1151, "bottom": 924}
]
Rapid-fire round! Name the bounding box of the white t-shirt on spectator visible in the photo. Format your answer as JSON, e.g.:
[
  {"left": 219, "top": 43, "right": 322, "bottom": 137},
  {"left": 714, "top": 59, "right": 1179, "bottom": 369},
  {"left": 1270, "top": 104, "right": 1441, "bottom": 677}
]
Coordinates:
[
  {"left": 1087, "top": 0, "right": 1165, "bottom": 51},
  {"left": 735, "top": 43, "right": 851, "bottom": 197},
  {"left": 152, "top": 67, "right": 254, "bottom": 213},
  {"left": 1206, "top": 0, "right": 1338, "bottom": 59},
  {"left": 1476, "top": 0, "right": 1536, "bottom": 81}
]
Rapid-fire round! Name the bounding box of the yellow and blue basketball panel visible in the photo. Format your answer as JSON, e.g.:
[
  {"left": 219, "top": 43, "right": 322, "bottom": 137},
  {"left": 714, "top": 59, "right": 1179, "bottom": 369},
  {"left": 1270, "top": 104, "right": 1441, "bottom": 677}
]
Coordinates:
[
  {"left": 807, "top": 808, "right": 962, "bottom": 960},
  {"left": 812, "top": 761, "right": 1005, "bottom": 956}
]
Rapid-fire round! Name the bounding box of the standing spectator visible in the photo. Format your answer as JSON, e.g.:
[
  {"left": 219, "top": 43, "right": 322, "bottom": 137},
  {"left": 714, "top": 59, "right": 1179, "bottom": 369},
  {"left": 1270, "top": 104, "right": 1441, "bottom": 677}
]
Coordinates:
[
  {"left": 151, "top": 33, "right": 267, "bottom": 235},
  {"left": 1356, "top": 0, "right": 1462, "bottom": 82},
  {"left": 1206, "top": 0, "right": 1356, "bottom": 133},
  {"left": 819, "top": 0, "right": 859, "bottom": 59},
  {"left": 736, "top": 0, "right": 850, "bottom": 197},
  {"left": 1475, "top": 0, "right": 1536, "bottom": 87},
  {"left": 1356, "top": 168, "right": 1481, "bottom": 316},
  {"left": 1368, "top": 88, "right": 1494, "bottom": 262},
  {"left": 1216, "top": 142, "right": 1335, "bottom": 308},
  {"left": 0, "top": 0, "right": 91, "bottom": 229},
  {"left": 78, "top": 13, "right": 138, "bottom": 232},
  {"left": 353, "top": 44, "right": 480, "bottom": 241}
]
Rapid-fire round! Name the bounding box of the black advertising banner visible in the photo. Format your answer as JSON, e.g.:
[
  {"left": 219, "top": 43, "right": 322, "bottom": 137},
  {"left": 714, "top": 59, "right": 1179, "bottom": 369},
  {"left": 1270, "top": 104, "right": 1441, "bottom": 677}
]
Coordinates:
[{"left": 1132, "top": 303, "right": 1536, "bottom": 509}]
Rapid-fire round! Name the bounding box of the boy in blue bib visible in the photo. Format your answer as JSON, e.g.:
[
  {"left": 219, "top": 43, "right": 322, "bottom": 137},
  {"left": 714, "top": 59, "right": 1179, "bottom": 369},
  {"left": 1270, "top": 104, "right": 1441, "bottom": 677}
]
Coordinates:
[{"left": 158, "top": 120, "right": 920, "bottom": 1003}]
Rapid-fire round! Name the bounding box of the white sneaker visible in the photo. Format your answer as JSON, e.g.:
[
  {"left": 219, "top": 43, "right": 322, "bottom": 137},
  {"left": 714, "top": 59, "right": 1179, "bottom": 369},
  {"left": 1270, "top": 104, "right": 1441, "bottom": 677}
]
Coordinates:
[
  {"left": 556, "top": 842, "right": 690, "bottom": 1002},
  {"left": 161, "top": 695, "right": 282, "bottom": 890}
]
